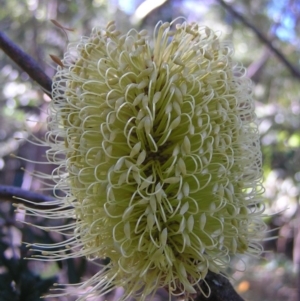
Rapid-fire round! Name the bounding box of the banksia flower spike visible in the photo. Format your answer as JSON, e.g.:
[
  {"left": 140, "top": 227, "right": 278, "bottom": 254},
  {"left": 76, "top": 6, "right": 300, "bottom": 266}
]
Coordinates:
[{"left": 21, "top": 19, "right": 265, "bottom": 300}]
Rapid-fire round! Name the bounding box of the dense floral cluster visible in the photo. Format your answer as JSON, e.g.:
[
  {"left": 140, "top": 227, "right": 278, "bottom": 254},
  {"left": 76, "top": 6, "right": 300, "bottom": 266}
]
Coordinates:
[{"left": 23, "top": 19, "right": 265, "bottom": 300}]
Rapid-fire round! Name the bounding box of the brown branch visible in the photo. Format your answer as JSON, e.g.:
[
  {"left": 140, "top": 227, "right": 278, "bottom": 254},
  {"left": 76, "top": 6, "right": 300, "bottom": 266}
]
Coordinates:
[
  {"left": 0, "top": 31, "right": 52, "bottom": 97},
  {"left": 217, "top": 0, "right": 300, "bottom": 79},
  {"left": 196, "top": 271, "right": 244, "bottom": 301},
  {"left": 0, "top": 184, "right": 56, "bottom": 209}
]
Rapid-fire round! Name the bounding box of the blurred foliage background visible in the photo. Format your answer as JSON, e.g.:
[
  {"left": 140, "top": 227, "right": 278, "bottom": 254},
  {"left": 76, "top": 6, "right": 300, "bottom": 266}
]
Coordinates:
[{"left": 0, "top": 0, "right": 300, "bottom": 300}]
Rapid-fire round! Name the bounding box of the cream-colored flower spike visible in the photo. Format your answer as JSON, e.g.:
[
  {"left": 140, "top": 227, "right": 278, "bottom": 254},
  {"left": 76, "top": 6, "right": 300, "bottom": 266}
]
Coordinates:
[{"left": 23, "top": 19, "right": 266, "bottom": 300}]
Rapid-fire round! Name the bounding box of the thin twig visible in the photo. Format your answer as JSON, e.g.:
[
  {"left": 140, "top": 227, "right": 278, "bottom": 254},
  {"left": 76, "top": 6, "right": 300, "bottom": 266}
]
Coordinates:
[
  {"left": 0, "top": 185, "right": 56, "bottom": 209},
  {"left": 0, "top": 31, "right": 53, "bottom": 97},
  {"left": 217, "top": 0, "right": 300, "bottom": 79}
]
